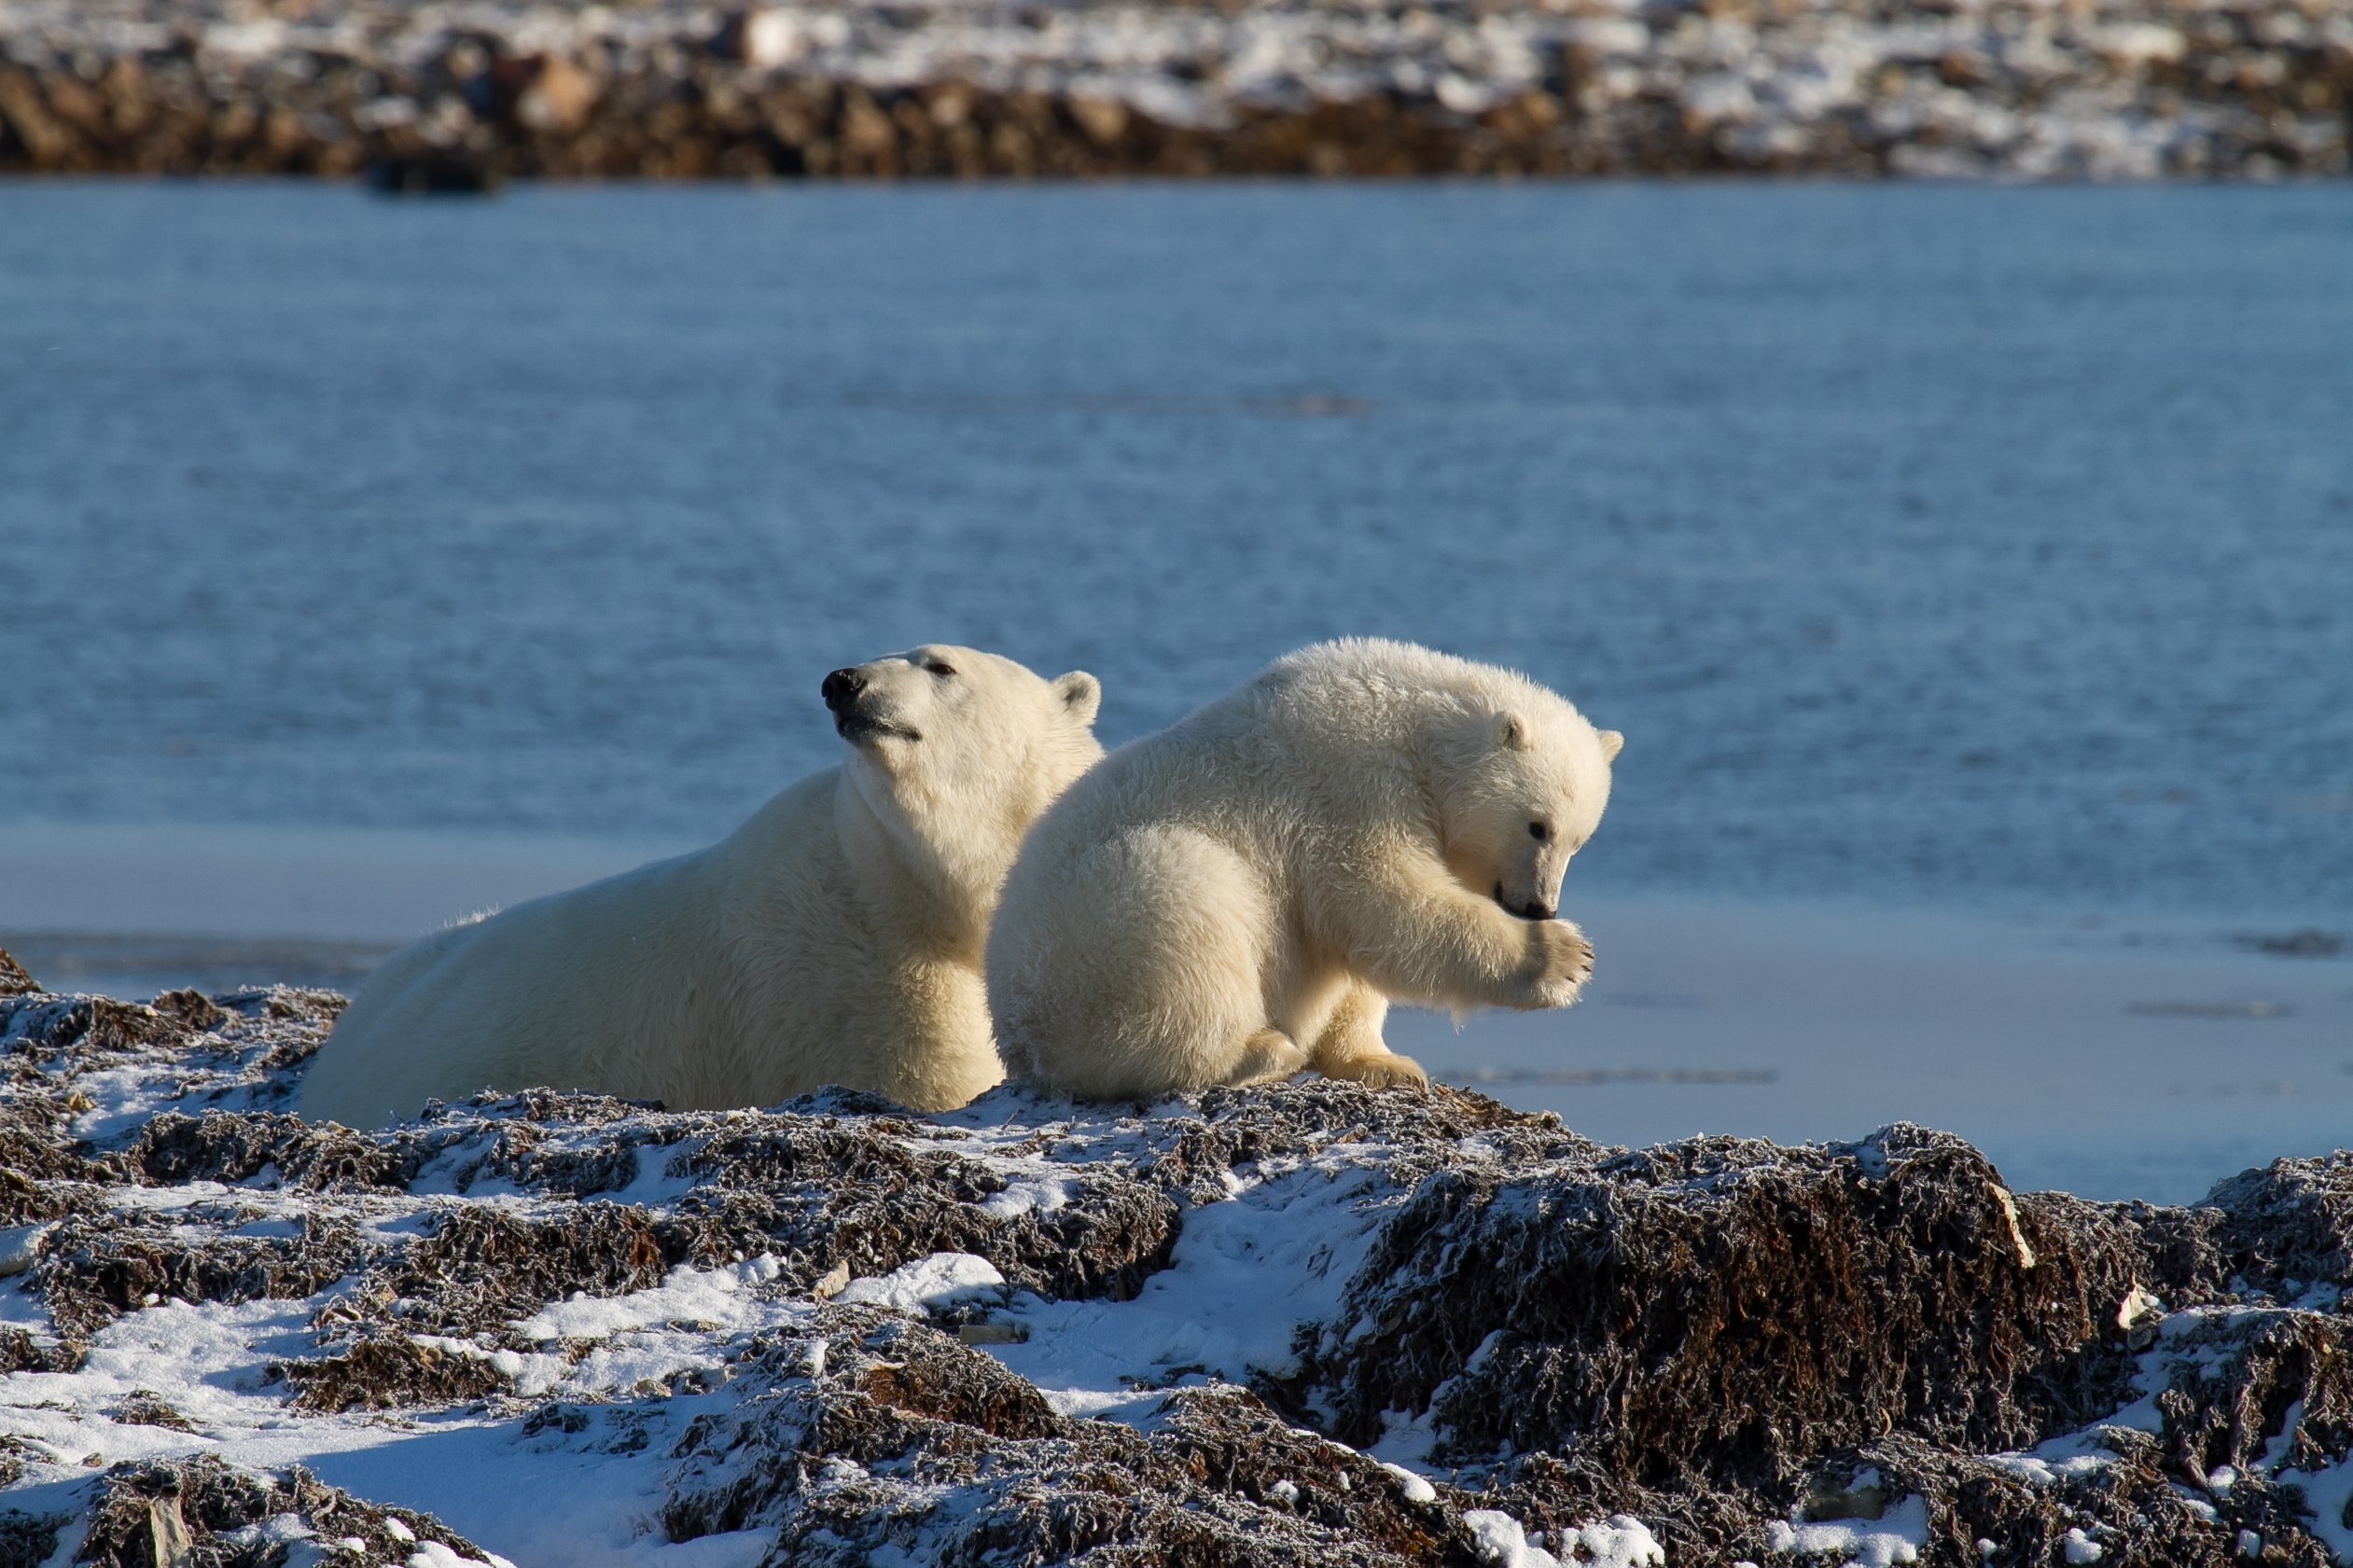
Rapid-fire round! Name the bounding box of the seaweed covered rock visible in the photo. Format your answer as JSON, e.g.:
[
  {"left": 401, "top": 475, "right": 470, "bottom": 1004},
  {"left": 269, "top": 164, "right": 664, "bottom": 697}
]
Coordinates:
[
  {"left": 1, "top": 975, "right": 2350, "bottom": 1565},
  {"left": 670, "top": 1113, "right": 1181, "bottom": 1300},
  {"left": 2205, "top": 1156, "right": 2353, "bottom": 1305},
  {"left": 74, "top": 1455, "right": 500, "bottom": 1568},
  {"left": 653, "top": 1308, "right": 1488, "bottom": 1566},
  {"left": 34, "top": 1207, "right": 366, "bottom": 1341},
  {"left": 120, "top": 1108, "right": 420, "bottom": 1193},
  {"left": 276, "top": 1333, "right": 514, "bottom": 1414},
  {"left": 1298, "top": 1125, "right": 2149, "bottom": 1479}
]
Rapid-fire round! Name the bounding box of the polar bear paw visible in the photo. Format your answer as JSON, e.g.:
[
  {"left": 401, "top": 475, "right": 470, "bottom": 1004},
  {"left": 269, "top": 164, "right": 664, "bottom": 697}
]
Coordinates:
[
  {"left": 1231, "top": 1027, "right": 1313, "bottom": 1086},
  {"left": 1323, "top": 1051, "right": 1429, "bottom": 1092},
  {"left": 1527, "top": 921, "right": 1594, "bottom": 1007}
]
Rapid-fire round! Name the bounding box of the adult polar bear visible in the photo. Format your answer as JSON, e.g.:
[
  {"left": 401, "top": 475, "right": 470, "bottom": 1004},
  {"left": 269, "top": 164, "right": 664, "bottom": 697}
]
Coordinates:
[
  {"left": 988, "top": 639, "right": 1622, "bottom": 1101},
  {"left": 302, "top": 646, "right": 1103, "bottom": 1126}
]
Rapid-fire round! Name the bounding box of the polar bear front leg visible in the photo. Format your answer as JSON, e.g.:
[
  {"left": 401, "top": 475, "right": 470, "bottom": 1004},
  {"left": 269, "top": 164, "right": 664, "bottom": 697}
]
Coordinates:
[
  {"left": 1329, "top": 845, "right": 1594, "bottom": 1012},
  {"left": 1309, "top": 982, "right": 1427, "bottom": 1090}
]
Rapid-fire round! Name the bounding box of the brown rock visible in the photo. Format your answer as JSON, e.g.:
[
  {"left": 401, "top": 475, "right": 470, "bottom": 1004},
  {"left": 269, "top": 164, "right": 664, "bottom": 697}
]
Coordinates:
[
  {"left": 0, "top": 66, "right": 73, "bottom": 168},
  {"left": 517, "top": 53, "right": 599, "bottom": 133},
  {"left": 1069, "top": 92, "right": 1129, "bottom": 146},
  {"left": 840, "top": 89, "right": 897, "bottom": 160}
]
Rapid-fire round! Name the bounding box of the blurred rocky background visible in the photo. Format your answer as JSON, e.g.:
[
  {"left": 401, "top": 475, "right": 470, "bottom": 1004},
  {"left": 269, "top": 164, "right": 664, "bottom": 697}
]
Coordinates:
[{"left": 0, "top": 0, "right": 2346, "bottom": 184}]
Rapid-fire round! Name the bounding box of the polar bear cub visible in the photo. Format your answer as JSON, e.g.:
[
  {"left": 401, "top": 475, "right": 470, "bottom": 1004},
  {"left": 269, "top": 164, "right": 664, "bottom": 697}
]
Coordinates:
[
  {"left": 987, "top": 638, "right": 1622, "bottom": 1101},
  {"left": 301, "top": 646, "right": 1103, "bottom": 1126}
]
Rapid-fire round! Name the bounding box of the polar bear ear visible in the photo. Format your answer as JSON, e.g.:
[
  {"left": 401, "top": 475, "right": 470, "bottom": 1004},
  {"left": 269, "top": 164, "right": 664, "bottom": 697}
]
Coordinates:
[
  {"left": 1493, "top": 712, "right": 1531, "bottom": 752},
  {"left": 1597, "top": 728, "right": 1624, "bottom": 761},
  {"left": 1054, "top": 671, "right": 1103, "bottom": 728}
]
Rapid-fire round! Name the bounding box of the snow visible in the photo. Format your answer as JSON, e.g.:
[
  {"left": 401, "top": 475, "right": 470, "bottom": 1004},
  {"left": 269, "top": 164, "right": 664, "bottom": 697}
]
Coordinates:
[
  {"left": 1466, "top": 1509, "right": 1565, "bottom": 1567},
  {"left": 975, "top": 1169, "right": 1077, "bottom": 1221},
  {"left": 517, "top": 1257, "right": 787, "bottom": 1344},
  {"left": 302, "top": 1411, "right": 768, "bottom": 1568},
  {"left": 834, "top": 1253, "right": 1007, "bottom": 1313},
  {"left": 1380, "top": 1463, "right": 1438, "bottom": 1506},
  {"left": 1462, "top": 1509, "right": 1665, "bottom": 1568},
  {"left": 2288, "top": 1456, "right": 2353, "bottom": 1562},
  {"left": 407, "top": 1545, "right": 500, "bottom": 1568},
  {"left": 0, "top": 1286, "right": 745, "bottom": 1561},
  {"left": 1766, "top": 1493, "right": 1929, "bottom": 1565},
  {"left": 494, "top": 1260, "right": 826, "bottom": 1402},
  {"left": 1562, "top": 1515, "right": 1670, "bottom": 1566},
  {"left": 0, "top": 1089, "right": 2341, "bottom": 1568},
  {"left": 12, "top": 1297, "right": 325, "bottom": 1459},
  {"left": 1449, "top": 1504, "right": 1675, "bottom": 1568},
  {"left": 982, "top": 1150, "right": 1401, "bottom": 1406},
  {"left": 0, "top": 1223, "right": 52, "bottom": 1278}
]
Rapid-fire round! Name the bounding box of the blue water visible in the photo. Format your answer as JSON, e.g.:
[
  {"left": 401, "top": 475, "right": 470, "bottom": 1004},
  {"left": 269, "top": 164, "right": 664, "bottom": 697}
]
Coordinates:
[{"left": 2, "top": 182, "right": 2348, "bottom": 921}]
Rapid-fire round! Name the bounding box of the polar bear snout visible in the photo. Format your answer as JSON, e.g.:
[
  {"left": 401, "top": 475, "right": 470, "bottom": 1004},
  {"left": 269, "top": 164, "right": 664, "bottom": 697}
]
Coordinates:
[
  {"left": 825, "top": 666, "right": 921, "bottom": 743},
  {"left": 822, "top": 668, "right": 866, "bottom": 711},
  {"left": 1494, "top": 881, "right": 1556, "bottom": 922}
]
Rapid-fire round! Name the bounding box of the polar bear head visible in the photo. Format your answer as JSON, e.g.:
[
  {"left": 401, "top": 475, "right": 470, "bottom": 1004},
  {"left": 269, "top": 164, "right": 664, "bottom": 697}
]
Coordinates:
[
  {"left": 823, "top": 644, "right": 1104, "bottom": 911},
  {"left": 1432, "top": 695, "right": 1622, "bottom": 923}
]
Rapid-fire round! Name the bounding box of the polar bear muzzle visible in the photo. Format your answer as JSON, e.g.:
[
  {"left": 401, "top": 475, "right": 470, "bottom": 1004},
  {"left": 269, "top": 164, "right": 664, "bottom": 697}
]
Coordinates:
[
  {"left": 1494, "top": 881, "right": 1556, "bottom": 922},
  {"left": 823, "top": 667, "right": 921, "bottom": 743}
]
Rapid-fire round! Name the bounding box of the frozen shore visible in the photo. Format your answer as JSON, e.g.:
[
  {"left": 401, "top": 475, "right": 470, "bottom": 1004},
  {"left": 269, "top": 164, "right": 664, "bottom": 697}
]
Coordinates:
[
  {"left": 2, "top": 0, "right": 2346, "bottom": 182},
  {"left": 3, "top": 954, "right": 2352, "bottom": 1565}
]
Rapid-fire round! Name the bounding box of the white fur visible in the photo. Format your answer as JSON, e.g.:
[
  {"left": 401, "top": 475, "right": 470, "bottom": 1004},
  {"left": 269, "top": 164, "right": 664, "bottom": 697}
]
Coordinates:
[
  {"left": 302, "top": 645, "right": 1103, "bottom": 1125},
  {"left": 986, "top": 638, "right": 1622, "bottom": 1101}
]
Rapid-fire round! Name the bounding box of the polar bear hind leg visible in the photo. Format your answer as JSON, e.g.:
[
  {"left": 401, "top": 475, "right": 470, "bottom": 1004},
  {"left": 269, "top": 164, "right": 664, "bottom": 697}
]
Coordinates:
[
  {"left": 1024, "top": 826, "right": 1288, "bottom": 1099},
  {"left": 1307, "top": 981, "right": 1427, "bottom": 1090},
  {"left": 1229, "top": 1026, "right": 1312, "bottom": 1086}
]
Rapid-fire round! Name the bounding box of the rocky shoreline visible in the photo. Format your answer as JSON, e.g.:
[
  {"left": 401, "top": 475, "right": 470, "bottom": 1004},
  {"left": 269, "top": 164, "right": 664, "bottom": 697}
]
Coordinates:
[
  {"left": 1, "top": 0, "right": 2346, "bottom": 184},
  {"left": 3, "top": 947, "right": 2351, "bottom": 1564}
]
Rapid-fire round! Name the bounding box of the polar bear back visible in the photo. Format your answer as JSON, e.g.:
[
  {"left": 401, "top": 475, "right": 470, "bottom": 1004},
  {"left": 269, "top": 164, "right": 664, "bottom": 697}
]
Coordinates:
[
  {"left": 302, "top": 645, "right": 1104, "bottom": 1127},
  {"left": 302, "top": 777, "right": 839, "bottom": 1124}
]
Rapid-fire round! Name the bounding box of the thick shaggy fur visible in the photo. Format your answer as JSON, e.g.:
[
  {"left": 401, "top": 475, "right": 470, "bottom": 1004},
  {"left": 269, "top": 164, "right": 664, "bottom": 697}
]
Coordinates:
[
  {"left": 302, "top": 646, "right": 1102, "bottom": 1126},
  {"left": 987, "top": 639, "right": 1622, "bottom": 1101}
]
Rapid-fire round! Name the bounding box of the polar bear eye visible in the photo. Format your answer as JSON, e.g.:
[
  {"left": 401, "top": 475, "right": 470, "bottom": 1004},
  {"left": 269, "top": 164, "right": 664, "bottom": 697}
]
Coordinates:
[
  {"left": 1528, "top": 822, "right": 1550, "bottom": 841},
  {"left": 926, "top": 660, "right": 956, "bottom": 677}
]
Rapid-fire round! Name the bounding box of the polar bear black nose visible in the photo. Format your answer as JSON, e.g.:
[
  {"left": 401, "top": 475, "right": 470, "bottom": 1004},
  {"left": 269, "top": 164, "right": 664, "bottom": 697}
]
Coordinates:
[
  {"left": 822, "top": 669, "right": 866, "bottom": 712},
  {"left": 1495, "top": 883, "right": 1553, "bottom": 922}
]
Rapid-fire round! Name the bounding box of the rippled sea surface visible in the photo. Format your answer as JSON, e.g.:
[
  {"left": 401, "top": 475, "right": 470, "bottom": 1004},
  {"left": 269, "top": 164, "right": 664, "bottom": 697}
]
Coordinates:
[{"left": 3, "top": 182, "right": 2347, "bottom": 919}]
